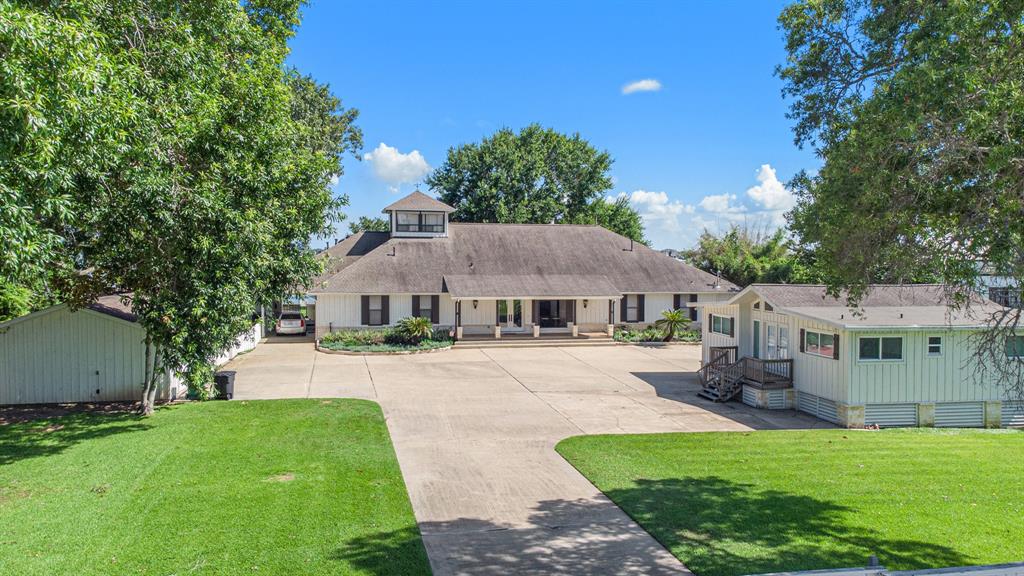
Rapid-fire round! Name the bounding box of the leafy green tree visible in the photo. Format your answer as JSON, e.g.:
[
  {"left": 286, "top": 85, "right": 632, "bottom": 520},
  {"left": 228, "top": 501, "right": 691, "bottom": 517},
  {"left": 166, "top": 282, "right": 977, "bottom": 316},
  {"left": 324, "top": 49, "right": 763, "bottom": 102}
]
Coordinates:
[
  {"left": 572, "top": 196, "right": 647, "bottom": 245},
  {"left": 777, "top": 0, "right": 1023, "bottom": 396},
  {"left": 427, "top": 124, "right": 645, "bottom": 241},
  {"left": 348, "top": 216, "right": 390, "bottom": 234},
  {"left": 685, "top": 226, "right": 820, "bottom": 287},
  {"left": 1, "top": 0, "right": 360, "bottom": 413},
  {"left": 654, "top": 309, "right": 690, "bottom": 342}
]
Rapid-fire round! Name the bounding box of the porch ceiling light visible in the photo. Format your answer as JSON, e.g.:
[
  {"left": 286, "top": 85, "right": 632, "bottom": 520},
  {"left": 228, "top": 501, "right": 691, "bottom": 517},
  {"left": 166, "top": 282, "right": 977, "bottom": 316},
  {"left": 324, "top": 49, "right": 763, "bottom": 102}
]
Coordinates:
[{"left": 583, "top": 299, "right": 588, "bottom": 308}]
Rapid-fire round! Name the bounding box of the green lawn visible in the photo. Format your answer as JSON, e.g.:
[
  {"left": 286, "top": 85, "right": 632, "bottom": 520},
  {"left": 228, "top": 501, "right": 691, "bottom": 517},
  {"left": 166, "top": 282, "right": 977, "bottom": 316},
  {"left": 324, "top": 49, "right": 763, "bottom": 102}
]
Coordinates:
[
  {"left": 0, "top": 399, "right": 430, "bottom": 576},
  {"left": 557, "top": 429, "right": 1024, "bottom": 576}
]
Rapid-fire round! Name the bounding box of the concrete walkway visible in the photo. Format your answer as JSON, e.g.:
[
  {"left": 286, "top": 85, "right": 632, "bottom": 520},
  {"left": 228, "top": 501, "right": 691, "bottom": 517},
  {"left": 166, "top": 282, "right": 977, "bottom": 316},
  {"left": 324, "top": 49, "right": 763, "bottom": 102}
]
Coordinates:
[{"left": 226, "top": 339, "right": 827, "bottom": 575}]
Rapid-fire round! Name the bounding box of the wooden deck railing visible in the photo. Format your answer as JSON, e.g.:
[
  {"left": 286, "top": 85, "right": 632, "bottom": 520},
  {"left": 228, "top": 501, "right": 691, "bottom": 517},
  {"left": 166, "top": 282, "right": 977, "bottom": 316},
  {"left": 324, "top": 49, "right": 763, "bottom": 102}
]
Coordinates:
[
  {"left": 709, "top": 346, "right": 738, "bottom": 364},
  {"left": 742, "top": 358, "right": 793, "bottom": 389}
]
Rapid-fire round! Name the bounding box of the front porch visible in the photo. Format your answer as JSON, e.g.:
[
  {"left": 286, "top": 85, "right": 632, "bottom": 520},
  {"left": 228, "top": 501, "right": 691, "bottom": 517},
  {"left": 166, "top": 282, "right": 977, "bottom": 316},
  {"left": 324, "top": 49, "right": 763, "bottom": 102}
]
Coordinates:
[{"left": 452, "top": 296, "right": 617, "bottom": 340}]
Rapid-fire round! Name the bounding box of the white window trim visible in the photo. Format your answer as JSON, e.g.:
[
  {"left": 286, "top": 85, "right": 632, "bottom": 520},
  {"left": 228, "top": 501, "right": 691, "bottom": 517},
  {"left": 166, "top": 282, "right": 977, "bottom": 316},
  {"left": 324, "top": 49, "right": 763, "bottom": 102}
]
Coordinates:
[
  {"left": 926, "top": 335, "right": 943, "bottom": 357},
  {"left": 857, "top": 335, "right": 905, "bottom": 363},
  {"left": 803, "top": 329, "right": 836, "bottom": 359},
  {"left": 710, "top": 314, "right": 732, "bottom": 336}
]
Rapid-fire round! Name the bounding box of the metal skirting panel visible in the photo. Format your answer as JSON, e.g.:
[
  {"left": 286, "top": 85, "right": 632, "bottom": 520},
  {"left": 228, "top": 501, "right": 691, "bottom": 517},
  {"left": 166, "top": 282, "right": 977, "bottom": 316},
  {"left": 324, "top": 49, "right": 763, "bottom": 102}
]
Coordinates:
[
  {"left": 767, "top": 389, "right": 788, "bottom": 410},
  {"left": 1002, "top": 402, "right": 1024, "bottom": 428},
  {"left": 934, "top": 402, "right": 985, "bottom": 428},
  {"left": 797, "top": 392, "right": 840, "bottom": 424},
  {"left": 864, "top": 404, "right": 918, "bottom": 428},
  {"left": 742, "top": 387, "right": 757, "bottom": 407}
]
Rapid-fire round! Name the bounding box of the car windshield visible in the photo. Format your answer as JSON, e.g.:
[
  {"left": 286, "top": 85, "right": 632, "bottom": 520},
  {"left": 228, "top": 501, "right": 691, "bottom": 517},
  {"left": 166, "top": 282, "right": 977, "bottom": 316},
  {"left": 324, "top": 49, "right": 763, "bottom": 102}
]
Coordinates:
[{"left": 280, "top": 313, "right": 302, "bottom": 320}]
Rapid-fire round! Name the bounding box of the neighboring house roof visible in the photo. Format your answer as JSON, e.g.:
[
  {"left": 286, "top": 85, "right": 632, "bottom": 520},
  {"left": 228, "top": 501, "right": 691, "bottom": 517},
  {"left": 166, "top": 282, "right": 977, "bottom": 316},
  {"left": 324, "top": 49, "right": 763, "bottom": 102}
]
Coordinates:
[
  {"left": 314, "top": 231, "right": 391, "bottom": 286},
  {"left": 87, "top": 294, "right": 138, "bottom": 322},
  {"left": 381, "top": 190, "right": 456, "bottom": 213},
  {"left": 730, "top": 284, "right": 1004, "bottom": 329},
  {"left": 311, "top": 223, "right": 740, "bottom": 296}
]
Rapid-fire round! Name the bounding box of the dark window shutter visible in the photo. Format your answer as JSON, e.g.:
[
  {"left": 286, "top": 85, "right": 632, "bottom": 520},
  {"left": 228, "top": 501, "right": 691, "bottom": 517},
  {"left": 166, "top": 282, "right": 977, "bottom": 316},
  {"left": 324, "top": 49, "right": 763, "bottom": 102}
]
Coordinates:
[
  {"left": 496, "top": 302, "right": 501, "bottom": 325},
  {"left": 412, "top": 295, "right": 420, "bottom": 318},
  {"left": 800, "top": 328, "right": 806, "bottom": 353},
  {"left": 728, "top": 316, "right": 734, "bottom": 337},
  {"left": 638, "top": 294, "right": 645, "bottom": 322},
  {"left": 833, "top": 334, "right": 840, "bottom": 360},
  {"left": 431, "top": 295, "right": 440, "bottom": 324},
  {"left": 673, "top": 294, "right": 681, "bottom": 310},
  {"left": 620, "top": 297, "right": 627, "bottom": 322},
  {"left": 361, "top": 296, "right": 370, "bottom": 326},
  {"left": 708, "top": 313, "right": 712, "bottom": 328},
  {"left": 533, "top": 300, "right": 540, "bottom": 325},
  {"left": 381, "top": 295, "right": 390, "bottom": 325}
]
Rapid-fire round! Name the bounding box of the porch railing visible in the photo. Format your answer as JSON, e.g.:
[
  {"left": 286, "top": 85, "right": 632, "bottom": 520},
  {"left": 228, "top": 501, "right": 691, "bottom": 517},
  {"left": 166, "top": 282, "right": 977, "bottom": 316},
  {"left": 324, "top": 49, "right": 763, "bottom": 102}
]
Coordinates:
[{"left": 742, "top": 358, "right": 793, "bottom": 389}]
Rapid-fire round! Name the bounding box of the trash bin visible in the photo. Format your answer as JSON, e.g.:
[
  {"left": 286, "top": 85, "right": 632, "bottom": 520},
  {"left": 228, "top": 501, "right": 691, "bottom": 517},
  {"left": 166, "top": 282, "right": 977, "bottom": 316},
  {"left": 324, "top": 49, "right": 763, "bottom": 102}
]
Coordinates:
[{"left": 214, "top": 371, "right": 236, "bottom": 400}]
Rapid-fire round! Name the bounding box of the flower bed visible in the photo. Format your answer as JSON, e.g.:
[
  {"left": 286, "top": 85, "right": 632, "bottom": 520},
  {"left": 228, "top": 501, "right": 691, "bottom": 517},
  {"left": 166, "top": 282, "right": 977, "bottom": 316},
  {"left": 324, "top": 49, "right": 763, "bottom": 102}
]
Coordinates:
[
  {"left": 613, "top": 326, "right": 701, "bottom": 343},
  {"left": 318, "top": 323, "right": 454, "bottom": 354}
]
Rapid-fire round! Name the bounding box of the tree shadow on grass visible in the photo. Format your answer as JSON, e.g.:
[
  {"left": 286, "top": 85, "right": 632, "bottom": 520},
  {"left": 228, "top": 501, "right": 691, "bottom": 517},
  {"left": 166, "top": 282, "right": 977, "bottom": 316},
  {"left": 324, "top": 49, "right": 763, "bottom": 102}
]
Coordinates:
[
  {"left": 605, "top": 476, "right": 971, "bottom": 576},
  {"left": 0, "top": 410, "right": 152, "bottom": 466},
  {"left": 333, "top": 477, "right": 969, "bottom": 576}
]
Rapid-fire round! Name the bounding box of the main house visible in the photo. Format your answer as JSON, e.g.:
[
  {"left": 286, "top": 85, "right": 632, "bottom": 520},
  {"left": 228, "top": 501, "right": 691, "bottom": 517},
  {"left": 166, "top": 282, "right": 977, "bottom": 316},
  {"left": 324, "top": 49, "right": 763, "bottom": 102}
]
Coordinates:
[
  {"left": 309, "top": 191, "right": 738, "bottom": 338},
  {"left": 699, "top": 284, "right": 1023, "bottom": 428}
]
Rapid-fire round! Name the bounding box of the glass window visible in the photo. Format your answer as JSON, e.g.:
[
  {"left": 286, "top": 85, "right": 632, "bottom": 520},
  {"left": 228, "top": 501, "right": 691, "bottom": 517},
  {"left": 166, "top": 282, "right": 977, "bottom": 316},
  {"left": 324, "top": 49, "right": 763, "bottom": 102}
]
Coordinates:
[
  {"left": 927, "top": 336, "right": 942, "bottom": 356},
  {"left": 858, "top": 336, "right": 903, "bottom": 361},
  {"left": 766, "top": 325, "right": 777, "bottom": 359},
  {"left": 710, "top": 314, "right": 732, "bottom": 335},
  {"left": 626, "top": 295, "right": 639, "bottom": 322},
  {"left": 989, "top": 287, "right": 1021, "bottom": 308},
  {"left": 881, "top": 337, "right": 902, "bottom": 360},
  {"left": 419, "top": 295, "right": 432, "bottom": 320},
  {"left": 778, "top": 327, "right": 790, "bottom": 359},
  {"left": 422, "top": 212, "right": 444, "bottom": 232},
  {"left": 764, "top": 302, "right": 774, "bottom": 312},
  {"left": 369, "top": 295, "right": 383, "bottom": 325},
  {"left": 805, "top": 330, "right": 836, "bottom": 358},
  {"left": 859, "top": 337, "right": 880, "bottom": 360},
  {"left": 1006, "top": 336, "right": 1024, "bottom": 358},
  {"left": 396, "top": 212, "right": 419, "bottom": 232}
]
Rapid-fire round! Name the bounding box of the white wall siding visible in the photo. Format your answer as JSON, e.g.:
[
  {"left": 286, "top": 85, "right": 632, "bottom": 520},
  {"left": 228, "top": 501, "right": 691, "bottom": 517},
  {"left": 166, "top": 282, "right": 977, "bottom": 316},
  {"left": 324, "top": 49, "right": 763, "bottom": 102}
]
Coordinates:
[
  {"left": 0, "top": 307, "right": 171, "bottom": 405},
  {"left": 574, "top": 298, "right": 612, "bottom": 329},
  {"left": 790, "top": 316, "right": 848, "bottom": 403},
  {"left": 643, "top": 293, "right": 674, "bottom": 323},
  {"left": 701, "top": 303, "right": 739, "bottom": 361},
  {"left": 847, "top": 330, "right": 1003, "bottom": 405}
]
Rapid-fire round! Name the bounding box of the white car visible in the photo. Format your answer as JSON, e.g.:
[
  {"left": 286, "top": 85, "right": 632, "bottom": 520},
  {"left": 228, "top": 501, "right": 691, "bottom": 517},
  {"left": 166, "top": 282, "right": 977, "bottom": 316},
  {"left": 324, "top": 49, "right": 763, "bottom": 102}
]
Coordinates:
[{"left": 276, "top": 312, "right": 307, "bottom": 335}]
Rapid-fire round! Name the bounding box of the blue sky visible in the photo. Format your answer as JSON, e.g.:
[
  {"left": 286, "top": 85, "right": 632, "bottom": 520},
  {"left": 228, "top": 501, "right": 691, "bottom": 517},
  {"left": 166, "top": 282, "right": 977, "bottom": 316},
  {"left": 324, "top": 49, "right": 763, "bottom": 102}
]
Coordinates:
[{"left": 286, "top": 0, "right": 820, "bottom": 250}]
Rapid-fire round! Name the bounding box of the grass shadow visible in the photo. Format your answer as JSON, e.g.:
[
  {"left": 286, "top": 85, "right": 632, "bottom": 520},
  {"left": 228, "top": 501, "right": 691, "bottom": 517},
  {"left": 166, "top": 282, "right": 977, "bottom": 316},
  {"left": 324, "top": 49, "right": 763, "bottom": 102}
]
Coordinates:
[
  {"left": 0, "top": 410, "right": 153, "bottom": 466},
  {"left": 604, "top": 476, "right": 970, "bottom": 576}
]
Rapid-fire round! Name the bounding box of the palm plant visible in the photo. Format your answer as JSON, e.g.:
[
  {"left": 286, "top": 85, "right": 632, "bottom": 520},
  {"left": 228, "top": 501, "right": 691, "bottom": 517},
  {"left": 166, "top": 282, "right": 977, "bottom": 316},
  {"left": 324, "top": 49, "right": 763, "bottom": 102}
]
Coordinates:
[
  {"left": 395, "top": 316, "right": 434, "bottom": 344},
  {"left": 654, "top": 309, "right": 690, "bottom": 342}
]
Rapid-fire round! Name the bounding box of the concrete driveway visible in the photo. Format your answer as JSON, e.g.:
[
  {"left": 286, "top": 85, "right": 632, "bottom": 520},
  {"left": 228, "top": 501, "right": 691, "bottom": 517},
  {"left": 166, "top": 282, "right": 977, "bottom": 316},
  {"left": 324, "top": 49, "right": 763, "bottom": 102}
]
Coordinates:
[{"left": 226, "top": 340, "right": 826, "bottom": 575}]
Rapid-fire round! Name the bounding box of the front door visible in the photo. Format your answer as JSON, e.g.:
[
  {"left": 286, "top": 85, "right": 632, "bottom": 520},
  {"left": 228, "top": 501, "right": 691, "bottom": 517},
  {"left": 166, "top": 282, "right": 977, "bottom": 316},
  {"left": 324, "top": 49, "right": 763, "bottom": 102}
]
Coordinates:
[
  {"left": 498, "top": 299, "right": 523, "bottom": 331},
  {"left": 538, "top": 300, "right": 567, "bottom": 328},
  {"left": 753, "top": 320, "right": 761, "bottom": 359}
]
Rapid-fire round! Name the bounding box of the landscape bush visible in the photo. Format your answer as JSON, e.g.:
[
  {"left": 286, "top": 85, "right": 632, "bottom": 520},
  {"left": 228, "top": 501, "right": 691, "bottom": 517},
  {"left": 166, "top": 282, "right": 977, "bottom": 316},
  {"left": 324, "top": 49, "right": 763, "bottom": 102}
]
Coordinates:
[
  {"left": 319, "top": 319, "right": 453, "bottom": 352},
  {"left": 614, "top": 326, "right": 700, "bottom": 343}
]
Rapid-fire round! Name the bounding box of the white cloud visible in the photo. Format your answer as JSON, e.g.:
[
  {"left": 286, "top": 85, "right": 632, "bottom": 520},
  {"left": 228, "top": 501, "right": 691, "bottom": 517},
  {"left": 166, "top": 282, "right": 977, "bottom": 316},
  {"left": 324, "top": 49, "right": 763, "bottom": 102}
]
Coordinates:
[
  {"left": 744, "top": 164, "right": 796, "bottom": 225},
  {"left": 622, "top": 79, "right": 662, "bottom": 94},
  {"left": 616, "top": 190, "right": 694, "bottom": 234},
  {"left": 364, "top": 143, "right": 431, "bottom": 184},
  {"left": 698, "top": 193, "right": 746, "bottom": 215},
  {"left": 746, "top": 164, "right": 795, "bottom": 211}
]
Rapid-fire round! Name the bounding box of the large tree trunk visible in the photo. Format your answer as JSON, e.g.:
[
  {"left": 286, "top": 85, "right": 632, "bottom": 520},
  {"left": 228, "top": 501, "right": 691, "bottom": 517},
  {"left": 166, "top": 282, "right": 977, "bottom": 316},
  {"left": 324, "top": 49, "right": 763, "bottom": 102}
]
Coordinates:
[{"left": 140, "top": 336, "right": 161, "bottom": 416}]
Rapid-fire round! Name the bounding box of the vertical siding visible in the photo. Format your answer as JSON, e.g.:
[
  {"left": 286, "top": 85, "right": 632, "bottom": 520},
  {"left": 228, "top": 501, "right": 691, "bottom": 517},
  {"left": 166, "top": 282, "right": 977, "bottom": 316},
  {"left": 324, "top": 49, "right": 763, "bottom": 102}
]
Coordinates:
[
  {"left": 574, "top": 298, "right": 612, "bottom": 329},
  {"left": 701, "top": 303, "right": 739, "bottom": 361},
  {"left": 848, "top": 330, "right": 1002, "bottom": 404},
  {"left": 790, "top": 316, "right": 848, "bottom": 403},
  {"left": 643, "top": 293, "right": 674, "bottom": 323},
  {"left": 0, "top": 307, "right": 150, "bottom": 405},
  {"left": 315, "top": 293, "right": 458, "bottom": 336}
]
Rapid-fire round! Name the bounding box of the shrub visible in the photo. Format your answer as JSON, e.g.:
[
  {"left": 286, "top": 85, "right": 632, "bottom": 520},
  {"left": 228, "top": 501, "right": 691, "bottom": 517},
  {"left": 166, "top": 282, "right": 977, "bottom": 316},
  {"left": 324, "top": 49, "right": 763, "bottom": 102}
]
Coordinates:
[
  {"left": 183, "top": 361, "right": 215, "bottom": 400},
  {"left": 393, "top": 316, "right": 434, "bottom": 344},
  {"left": 614, "top": 326, "right": 701, "bottom": 343}
]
